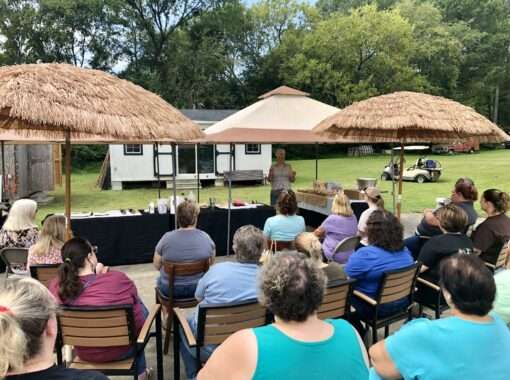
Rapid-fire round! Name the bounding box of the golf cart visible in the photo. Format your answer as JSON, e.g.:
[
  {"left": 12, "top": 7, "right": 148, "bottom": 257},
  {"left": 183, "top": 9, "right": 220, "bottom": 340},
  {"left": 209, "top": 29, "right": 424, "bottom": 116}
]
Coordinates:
[{"left": 382, "top": 157, "right": 442, "bottom": 183}]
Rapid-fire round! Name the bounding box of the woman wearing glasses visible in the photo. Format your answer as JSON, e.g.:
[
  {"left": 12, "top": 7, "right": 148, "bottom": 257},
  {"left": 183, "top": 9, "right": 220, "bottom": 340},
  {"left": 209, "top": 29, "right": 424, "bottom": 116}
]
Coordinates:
[{"left": 48, "top": 237, "right": 150, "bottom": 380}]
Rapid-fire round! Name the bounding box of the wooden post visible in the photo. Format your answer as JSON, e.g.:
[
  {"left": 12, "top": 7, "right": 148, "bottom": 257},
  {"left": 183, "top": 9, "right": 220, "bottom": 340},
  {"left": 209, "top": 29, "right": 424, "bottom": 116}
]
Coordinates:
[
  {"left": 315, "top": 143, "right": 319, "bottom": 180},
  {"left": 396, "top": 143, "right": 404, "bottom": 219},
  {"left": 64, "top": 130, "right": 72, "bottom": 239},
  {"left": 53, "top": 144, "right": 63, "bottom": 186}
]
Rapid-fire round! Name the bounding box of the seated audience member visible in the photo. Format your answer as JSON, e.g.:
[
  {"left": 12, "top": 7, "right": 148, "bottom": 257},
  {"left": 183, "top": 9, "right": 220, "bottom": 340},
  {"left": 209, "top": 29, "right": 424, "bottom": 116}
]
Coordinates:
[
  {"left": 314, "top": 192, "right": 358, "bottom": 263},
  {"left": 493, "top": 255, "right": 510, "bottom": 326},
  {"left": 370, "top": 254, "right": 510, "bottom": 380},
  {"left": 263, "top": 190, "right": 305, "bottom": 245},
  {"left": 198, "top": 252, "right": 369, "bottom": 380},
  {"left": 0, "top": 199, "right": 39, "bottom": 250},
  {"left": 48, "top": 238, "right": 149, "bottom": 380},
  {"left": 405, "top": 177, "right": 478, "bottom": 257},
  {"left": 472, "top": 188, "right": 510, "bottom": 265},
  {"left": 418, "top": 204, "right": 473, "bottom": 280},
  {"left": 27, "top": 215, "right": 66, "bottom": 270},
  {"left": 357, "top": 187, "right": 384, "bottom": 247},
  {"left": 295, "top": 232, "right": 346, "bottom": 283},
  {"left": 180, "top": 225, "right": 265, "bottom": 380},
  {"left": 0, "top": 276, "right": 108, "bottom": 380},
  {"left": 346, "top": 211, "right": 413, "bottom": 321},
  {"left": 153, "top": 200, "right": 215, "bottom": 298}
]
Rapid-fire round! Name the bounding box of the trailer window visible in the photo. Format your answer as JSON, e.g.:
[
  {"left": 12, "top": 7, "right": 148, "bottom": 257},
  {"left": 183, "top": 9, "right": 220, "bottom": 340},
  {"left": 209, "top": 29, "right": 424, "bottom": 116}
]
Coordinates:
[
  {"left": 124, "top": 144, "right": 143, "bottom": 155},
  {"left": 245, "top": 144, "right": 261, "bottom": 155}
]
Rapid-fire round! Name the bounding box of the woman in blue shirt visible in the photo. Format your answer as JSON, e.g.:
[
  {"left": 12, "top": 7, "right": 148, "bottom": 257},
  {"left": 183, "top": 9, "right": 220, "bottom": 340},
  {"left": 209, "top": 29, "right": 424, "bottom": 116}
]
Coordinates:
[
  {"left": 263, "top": 190, "right": 305, "bottom": 246},
  {"left": 345, "top": 210, "right": 413, "bottom": 322},
  {"left": 370, "top": 254, "right": 510, "bottom": 380}
]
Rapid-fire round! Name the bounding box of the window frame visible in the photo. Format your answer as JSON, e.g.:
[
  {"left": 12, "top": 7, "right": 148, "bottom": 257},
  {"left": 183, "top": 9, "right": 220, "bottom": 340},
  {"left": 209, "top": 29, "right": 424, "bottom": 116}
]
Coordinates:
[
  {"left": 123, "top": 144, "right": 143, "bottom": 156},
  {"left": 245, "top": 144, "right": 261, "bottom": 155}
]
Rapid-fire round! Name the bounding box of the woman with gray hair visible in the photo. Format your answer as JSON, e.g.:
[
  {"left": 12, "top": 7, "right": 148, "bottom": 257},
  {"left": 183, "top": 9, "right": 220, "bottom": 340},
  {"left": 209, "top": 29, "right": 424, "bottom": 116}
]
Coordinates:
[
  {"left": 0, "top": 277, "right": 108, "bottom": 379},
  {"left": 179, "top": 225, "right": 265, "bottom": 379},
  {"left": 198, "top": 251, "right": 369, "bottom": 380}
]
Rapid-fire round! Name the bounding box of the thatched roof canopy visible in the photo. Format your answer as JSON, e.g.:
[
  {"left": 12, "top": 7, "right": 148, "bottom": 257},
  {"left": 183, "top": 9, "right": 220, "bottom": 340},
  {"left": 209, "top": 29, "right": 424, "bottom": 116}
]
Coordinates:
[
  {"left": 0, "top": 63, "right": 203, "bottom": 142},
  {"left": 314, "top": 91, "right": 509, "bottom": 143}
]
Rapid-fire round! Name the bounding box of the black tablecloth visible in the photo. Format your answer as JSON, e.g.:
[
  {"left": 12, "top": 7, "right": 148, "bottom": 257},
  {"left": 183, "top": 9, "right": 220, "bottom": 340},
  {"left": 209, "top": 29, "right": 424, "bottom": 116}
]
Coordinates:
[
  {"left": 298, "top": 201, "right": 369, "bottom": 228},
  {"left": 72, "top": 206, "right": 276, "bottom": 266}
]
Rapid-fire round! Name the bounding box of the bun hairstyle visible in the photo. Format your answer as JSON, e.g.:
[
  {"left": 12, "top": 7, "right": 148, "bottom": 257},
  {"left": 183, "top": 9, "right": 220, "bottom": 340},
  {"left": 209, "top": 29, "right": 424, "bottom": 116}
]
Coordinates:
[
  {"left": 58, "top": 237, "right": 93, "bottom": 302},
  {"left": 454, "top": 177, "right": 478, "bottom": 201},
  {"left": 482, "top": 189, "right": 510, "bottom": 213},
  {"left": 0, "top": 277, "right": 58, "bottom": 376},
  {"left": 277, "top": 189, "right": 298, "bottom": 216},
  {"left": 295, "top": 232, "right": 324, "bottom": 264}
]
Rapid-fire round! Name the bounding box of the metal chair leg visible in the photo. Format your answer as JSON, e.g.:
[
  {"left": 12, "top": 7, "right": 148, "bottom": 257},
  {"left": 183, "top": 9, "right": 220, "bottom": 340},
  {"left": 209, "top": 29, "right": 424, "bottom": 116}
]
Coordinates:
[
  {"left": 372, "top": 325, "right": 378, "bottom": 344},
  {"left": 384, "top": 325, "right": 389, "bottom": 337},
  {"left": 163, "top": 310, "right": 173, "bottom": 354},
  {"left": 173, "top": 313, "right": 181, "bottom": 380},
  {"left": 156, "top": 310, "right": 164, "bottom": 380}
]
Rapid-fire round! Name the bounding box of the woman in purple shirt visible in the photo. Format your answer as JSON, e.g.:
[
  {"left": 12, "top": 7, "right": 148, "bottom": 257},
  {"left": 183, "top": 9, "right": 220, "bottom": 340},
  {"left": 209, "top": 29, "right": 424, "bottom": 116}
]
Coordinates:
[{"left": 314, "top": 192, "right": 358, "bottom": 263}]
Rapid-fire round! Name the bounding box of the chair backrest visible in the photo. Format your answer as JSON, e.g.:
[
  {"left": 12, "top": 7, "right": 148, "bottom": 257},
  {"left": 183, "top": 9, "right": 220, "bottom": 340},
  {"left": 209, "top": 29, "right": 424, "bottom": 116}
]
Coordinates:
[
  {"left": 268, "top": 240, "right": 294, "bottom": 253},
  {"left": 495, "top": 241, "right": 510, "bottom": 270},
  {"left": 377, "top": 263, "right": 420, "bottom": 305},
  {"left": 334, "top": 236, "right": 360, "bottom": 254},
  {"left": 196, "top": 299, "right": 268, "bottom": 345},
  {"left": 30, "top": 263, "right": 60, "bottom": 288},
  {"left": 318, "top": 279, "right": 355, "bottom": 320},
  {"left": 57, "top": 304, "right": 136, "bottom": 349},
  {"left": 162, "top": 258, "right": 210, "bottom": 297},
  {"left": 0, "top": 247, "right": 28, "bottom": 273}
]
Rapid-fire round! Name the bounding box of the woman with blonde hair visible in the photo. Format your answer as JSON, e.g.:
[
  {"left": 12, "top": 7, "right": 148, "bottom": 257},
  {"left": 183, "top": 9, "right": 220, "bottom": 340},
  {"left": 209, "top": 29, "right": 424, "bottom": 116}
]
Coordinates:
[
  {"left": 0, "top": 199, "right": 39, "bottom": 250},
  {"left": 295, "top": 232, "right": 347, "bottom": 283},
  {"left": 0, "top": 276, "right": 108, "bottom": 379},
  {"left": 314, "top": 192, "right": 357, "bottom": 263},
  {"left": 27, "top": 215, "right": 66, "bottom": 270}
]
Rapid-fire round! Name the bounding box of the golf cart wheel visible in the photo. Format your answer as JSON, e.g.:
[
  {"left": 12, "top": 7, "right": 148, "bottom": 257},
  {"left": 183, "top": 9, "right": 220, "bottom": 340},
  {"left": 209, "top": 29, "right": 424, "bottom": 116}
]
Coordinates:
[
  {"left": 469, "top": 148, "right": 475, "bottom": 154},
  {"left": 381, "top": 172, "right": 391, "bottom": 181},
  {"left": 448, "top": 150, "right": 455, "bottom": 155},
  {"left": 415, "top": 175, "right": 427, "bottom": 184}
]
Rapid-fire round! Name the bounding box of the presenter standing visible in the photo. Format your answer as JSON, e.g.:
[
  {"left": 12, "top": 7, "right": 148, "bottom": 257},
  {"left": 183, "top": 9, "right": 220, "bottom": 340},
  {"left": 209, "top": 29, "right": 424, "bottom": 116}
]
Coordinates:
[{"left": 268, "top": 148, "right": 296, "bottom": 206}]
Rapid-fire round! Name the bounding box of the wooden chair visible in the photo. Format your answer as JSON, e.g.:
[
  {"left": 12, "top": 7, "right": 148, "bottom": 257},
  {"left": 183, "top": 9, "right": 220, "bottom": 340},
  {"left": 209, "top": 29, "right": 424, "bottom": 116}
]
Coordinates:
[
  {"left": 56, "top": 304, "right": 163, "bottom": 380},
  {"left": 318, "top": 279, "right": 355, "bottom": 320},
  {"left": 352, "top": 263, "right": 420, "bottom": 344},
  {"left": 484, "top": 241, "right": 509, "bottom": 272},
  {"left": 267, "top": 240, "right": 294, "bottom": 252},
  {"left": 29, "top": 263, "right": 60, "bottom": 288},
  {"left": 415, "top": 276, "right": 449, "bottom": 319},
  {"left": 155, "top": 258, "right": 210, "bottom": 354},
  {"left": 0, "top": 247, "right": 28, "bottom": 279},
  {"left": 331, "top": 236, "right": 360, "bottom": 262},
  {"left": 173, "top": 299, "right": 269, "bottom": 380}
]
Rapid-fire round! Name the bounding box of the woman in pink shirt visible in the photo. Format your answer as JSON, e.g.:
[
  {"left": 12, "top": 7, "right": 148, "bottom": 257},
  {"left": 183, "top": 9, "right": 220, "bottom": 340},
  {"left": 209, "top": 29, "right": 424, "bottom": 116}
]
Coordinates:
[
  {"left": 49, "top": 238, "right": 149, "bottom": 380},
  {"left": 27, "top": 215, "right": 66, "bottom": 270}
]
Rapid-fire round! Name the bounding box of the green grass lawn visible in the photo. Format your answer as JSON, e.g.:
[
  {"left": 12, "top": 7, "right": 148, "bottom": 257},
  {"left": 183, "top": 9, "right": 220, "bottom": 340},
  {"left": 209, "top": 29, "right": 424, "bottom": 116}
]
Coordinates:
[{"left": 37, "top": 149, "right": 510, "bottom": 223}]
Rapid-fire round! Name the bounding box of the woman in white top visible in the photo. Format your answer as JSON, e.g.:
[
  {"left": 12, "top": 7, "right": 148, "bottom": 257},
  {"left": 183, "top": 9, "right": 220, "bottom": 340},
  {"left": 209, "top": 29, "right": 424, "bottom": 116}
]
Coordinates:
[
  {"left": 357, "top": 187, "right": 384, "bottom": 246},
  {"left": 268, "top": 148, "right": 296, "bottom": 206}
]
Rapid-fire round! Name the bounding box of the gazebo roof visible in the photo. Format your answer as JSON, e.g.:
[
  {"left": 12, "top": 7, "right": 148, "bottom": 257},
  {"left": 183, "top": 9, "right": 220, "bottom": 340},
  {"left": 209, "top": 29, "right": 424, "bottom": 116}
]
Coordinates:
[{"left": 204, "top": 86, "right": 340, "bottom": 143}]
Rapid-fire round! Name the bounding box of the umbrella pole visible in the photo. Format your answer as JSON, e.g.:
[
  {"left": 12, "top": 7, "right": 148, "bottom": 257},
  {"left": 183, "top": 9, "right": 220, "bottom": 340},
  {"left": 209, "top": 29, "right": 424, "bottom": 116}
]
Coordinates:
[
  {"left": 391, "top": 143, "right": 396, "bottom": 213},
  {"left": 155, "top": 143, "right": 161, "bottom": 199},
  {"left": 315, "top": 143, "right": 319, "bottom": 180},
  {"left": 1, "top": 141, "right": 4, "bottom": 202},
  {"left": 172, "top": 143, "right": 178, "bottom": 229},
  {"left": 227, "top": 143, "right": 233, "bottom": 256},
  {"left": 396, "top": 143, "right": 404, "bottom": 219},
  {"left": 197, "top": 143, "right": 200, "bottom": 203},
  {"left": 64, "top": 130, "right": 72, "bottom": 239}
]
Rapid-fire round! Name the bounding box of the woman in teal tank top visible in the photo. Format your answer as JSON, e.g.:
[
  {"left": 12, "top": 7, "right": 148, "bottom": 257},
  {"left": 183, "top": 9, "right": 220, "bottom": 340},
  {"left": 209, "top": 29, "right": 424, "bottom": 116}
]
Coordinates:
[{"left": 198, "top": 252, "right": 369, "bottom": 380}]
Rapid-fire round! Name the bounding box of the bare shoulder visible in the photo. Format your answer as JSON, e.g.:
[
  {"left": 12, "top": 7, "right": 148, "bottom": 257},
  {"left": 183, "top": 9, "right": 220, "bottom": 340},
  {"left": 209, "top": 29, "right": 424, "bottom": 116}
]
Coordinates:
[{"left": 198, "top": 329, "right": 257, "bottom": 380}]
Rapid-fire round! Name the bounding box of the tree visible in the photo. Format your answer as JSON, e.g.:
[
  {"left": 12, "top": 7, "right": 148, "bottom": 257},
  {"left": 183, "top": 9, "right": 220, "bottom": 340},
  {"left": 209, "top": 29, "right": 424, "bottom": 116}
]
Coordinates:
[{"left": 280, "top": 5, "right": 428, "bottom": 107}]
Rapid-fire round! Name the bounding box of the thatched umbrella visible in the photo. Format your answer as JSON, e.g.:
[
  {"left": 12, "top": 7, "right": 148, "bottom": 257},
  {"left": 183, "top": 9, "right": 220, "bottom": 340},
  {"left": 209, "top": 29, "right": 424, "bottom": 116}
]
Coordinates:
[
  {"left": 0, "top": 63, "right": 203, "bottom": 234},
  {"left": 314, "top": 91, "right": 510, "bottom": 217}
]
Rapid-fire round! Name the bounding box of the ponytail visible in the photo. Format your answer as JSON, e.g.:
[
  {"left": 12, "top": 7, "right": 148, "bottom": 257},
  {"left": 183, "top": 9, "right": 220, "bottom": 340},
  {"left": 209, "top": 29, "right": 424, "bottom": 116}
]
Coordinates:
[
  {"left": 483, "top": 189, "right": 510, "bottom": 214},
  {"left": 374, "top": 195, "right": 385, "bottom": 211},
  {"left": 58, "top": 237, "right": 91, "bottom": 302},
  {"left": 0, "top": 277, "right": 57, "bottom": 377},
  {"left": 0, "top": 312, "right": 26, "bottom": 376}
]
